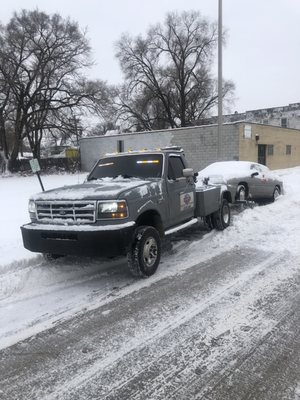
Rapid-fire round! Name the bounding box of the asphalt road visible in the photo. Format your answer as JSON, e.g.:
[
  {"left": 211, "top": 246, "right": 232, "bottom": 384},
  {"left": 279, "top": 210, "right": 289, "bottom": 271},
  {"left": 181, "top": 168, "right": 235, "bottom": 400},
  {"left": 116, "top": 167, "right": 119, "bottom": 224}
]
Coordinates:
[{"left": 1, "top": 244, "right": 300, "bottom": 400}]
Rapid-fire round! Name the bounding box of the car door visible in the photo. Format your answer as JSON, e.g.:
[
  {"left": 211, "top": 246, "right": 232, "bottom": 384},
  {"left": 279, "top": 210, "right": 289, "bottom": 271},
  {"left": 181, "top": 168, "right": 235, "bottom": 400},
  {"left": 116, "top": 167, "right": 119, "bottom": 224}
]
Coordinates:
[
  {"left": 249, "top": 164, "right": 270, "bottom": 199},
  {"left": 260, "top": 165, "right": 277, "bottom": 197},
  {"left": 166, "top": 155, "right": 195, "bottom": 226}
]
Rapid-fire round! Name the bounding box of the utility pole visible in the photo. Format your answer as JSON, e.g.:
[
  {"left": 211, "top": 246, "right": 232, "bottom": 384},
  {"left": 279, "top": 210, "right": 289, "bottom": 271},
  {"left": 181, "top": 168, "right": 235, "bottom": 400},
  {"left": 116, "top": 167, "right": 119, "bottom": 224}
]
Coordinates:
[{"left": 217, "top": 0, "right": 223, "bottom": 160}]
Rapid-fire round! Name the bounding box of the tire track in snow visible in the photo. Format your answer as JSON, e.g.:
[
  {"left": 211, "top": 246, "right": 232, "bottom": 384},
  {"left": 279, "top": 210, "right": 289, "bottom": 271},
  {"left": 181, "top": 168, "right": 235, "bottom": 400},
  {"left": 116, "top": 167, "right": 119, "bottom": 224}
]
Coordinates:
[
  {"left": 41, "top": 250, "right": 290, "bottom": 400},
  {"left": 0, "top": 234, "right": 211, "bottom": 350},
  {"left": 98, "top": 254, "right": 298, "bottom": 400}
]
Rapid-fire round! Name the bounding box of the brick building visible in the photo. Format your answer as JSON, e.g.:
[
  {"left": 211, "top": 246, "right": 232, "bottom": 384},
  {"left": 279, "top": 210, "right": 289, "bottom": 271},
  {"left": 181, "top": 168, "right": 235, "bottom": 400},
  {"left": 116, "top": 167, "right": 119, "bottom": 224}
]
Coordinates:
[{"left": 80, "top": 121, "right": 300, "bottom": 172}]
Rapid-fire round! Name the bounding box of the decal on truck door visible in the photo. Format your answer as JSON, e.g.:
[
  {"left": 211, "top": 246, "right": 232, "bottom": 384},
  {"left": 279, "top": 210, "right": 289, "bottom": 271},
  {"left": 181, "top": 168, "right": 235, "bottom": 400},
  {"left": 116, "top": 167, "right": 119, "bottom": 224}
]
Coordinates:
[{"left": 180, "top": 192, "right": 194, "bottom": 211}]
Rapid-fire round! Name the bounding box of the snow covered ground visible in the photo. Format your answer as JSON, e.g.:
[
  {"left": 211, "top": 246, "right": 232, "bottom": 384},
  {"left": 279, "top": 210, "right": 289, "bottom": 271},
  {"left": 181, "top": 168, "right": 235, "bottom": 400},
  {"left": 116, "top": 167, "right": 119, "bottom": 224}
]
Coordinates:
[
  {"left": 0, "top": 172, "right": 87, "bottom": 266},
  {"left": 0, "top": 166, "right": 300, "bottom": 352}
]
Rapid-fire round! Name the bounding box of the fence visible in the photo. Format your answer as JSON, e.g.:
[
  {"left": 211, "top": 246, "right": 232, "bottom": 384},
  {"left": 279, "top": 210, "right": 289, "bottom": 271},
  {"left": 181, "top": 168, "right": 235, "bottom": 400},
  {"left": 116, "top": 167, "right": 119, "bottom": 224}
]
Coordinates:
[{"left": 10, "top": 157, "right": 81, "bottom": 174}]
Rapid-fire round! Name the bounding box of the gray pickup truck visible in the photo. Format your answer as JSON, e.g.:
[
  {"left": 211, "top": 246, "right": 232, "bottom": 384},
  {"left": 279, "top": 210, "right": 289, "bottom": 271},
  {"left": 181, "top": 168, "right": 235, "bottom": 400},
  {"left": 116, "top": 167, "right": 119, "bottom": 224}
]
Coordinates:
[{"left": 21, "top": 147, "right": 233, "bottom": 277}]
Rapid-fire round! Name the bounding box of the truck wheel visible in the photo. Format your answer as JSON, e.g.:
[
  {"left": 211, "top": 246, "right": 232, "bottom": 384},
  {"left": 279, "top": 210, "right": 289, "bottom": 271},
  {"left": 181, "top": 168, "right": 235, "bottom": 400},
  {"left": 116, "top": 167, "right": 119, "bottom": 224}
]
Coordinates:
[
  {"left": 212, "top": 199, "right": 231, "bottom": 230},
  {"left": 127, "top": 226, "right": 161, "bottom": 278}
]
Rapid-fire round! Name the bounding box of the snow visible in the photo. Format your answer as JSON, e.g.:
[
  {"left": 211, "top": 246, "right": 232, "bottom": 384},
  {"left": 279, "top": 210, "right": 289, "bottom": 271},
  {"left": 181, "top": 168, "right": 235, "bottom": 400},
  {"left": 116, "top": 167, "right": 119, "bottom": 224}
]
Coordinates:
[
  {"left": 45, "top": 252, "right": 288, "bottom": 400},
  {"left": 165, "top": 218, "right": 198, "bottom": 235},
  {"left": 0, "top": 173, "right": 87, "bottom": 266},
  {"left": 23, "top": 221, "right": 135, "bottom": 231},
  {"left": 104, "top": 129, "right": 119, "bottom": 136},
  {"left": 31, "top": 177, "right": 151, "bottom": 201},
  {"left": 197, "top": 160, "right": 282, "bottom": 183},
  {"left": 0, "top": 166, "right": 300, "bottom": 353},
  {"left": 198, "top": 161, "right": 252, "bottom": 183}
]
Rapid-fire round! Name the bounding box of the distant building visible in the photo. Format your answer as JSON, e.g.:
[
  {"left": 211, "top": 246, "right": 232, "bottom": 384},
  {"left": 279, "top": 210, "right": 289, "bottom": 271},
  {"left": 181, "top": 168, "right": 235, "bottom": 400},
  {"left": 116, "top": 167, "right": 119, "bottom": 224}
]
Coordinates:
[{"left": 208, "top": 102, "right": 300, "bottom": 130}]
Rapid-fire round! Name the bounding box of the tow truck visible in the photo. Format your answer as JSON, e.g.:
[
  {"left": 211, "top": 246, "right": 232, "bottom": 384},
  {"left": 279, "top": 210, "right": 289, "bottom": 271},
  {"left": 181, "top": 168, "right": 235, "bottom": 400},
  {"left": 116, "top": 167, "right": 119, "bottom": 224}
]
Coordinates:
[{"left": 21, "top": 147, "right": 233, "bottom": 277}]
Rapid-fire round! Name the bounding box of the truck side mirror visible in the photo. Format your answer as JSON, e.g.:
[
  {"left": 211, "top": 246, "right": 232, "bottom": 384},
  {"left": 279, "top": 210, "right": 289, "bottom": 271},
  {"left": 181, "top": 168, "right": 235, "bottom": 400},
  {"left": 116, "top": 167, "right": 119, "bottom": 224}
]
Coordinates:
[{"left": 183, "top": 168, "right": 194, "bottom": 178}]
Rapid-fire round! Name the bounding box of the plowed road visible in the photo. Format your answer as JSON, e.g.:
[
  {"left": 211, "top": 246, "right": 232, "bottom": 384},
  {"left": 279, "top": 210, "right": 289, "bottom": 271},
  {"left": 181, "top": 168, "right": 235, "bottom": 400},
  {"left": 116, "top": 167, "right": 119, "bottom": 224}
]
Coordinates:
[{"left": 1, "top": 245, "right": 300, "bottom": 400}]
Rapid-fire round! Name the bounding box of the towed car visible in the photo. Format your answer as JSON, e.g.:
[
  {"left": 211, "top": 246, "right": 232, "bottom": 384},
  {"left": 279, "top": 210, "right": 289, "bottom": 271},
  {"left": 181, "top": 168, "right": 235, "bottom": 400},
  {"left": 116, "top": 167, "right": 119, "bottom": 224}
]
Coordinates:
[{"left": 198, "top": 161, "right": 283, "bottom": 203}]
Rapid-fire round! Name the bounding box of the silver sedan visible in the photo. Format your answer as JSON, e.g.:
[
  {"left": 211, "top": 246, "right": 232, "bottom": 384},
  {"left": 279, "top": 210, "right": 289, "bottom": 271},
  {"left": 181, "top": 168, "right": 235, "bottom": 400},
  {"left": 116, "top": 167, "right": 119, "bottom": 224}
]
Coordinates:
[{"left": 198, "top": 161, "right": 283, "bottom": 203}]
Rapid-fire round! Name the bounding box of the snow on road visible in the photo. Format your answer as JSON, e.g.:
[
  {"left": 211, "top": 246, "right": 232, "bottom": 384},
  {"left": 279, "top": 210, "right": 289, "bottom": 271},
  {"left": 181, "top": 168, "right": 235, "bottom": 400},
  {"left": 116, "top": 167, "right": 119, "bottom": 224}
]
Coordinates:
[{"left": 0, "top": 167, "right": 300, "bottom": 352}]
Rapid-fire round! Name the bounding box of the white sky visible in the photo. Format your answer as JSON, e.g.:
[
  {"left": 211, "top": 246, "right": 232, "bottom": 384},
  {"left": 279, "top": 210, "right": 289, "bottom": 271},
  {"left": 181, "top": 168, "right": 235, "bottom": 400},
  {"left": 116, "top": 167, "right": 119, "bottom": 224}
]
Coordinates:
[{"left": 2, "top": 0, "right": 300, "bottom": 113}]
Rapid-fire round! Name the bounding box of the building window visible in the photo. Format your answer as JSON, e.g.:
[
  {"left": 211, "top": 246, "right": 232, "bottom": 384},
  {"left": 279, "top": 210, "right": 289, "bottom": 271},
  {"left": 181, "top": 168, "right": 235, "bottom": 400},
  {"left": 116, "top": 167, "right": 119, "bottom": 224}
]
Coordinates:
[
  {"left": 267, "top": 144, "right": 274, "bottom": 156},
  {"left": 244, "top": 124, "right": 252, "bottom": 139},
  {"left": 286, "top": 145, "right": 292, "bottom": 155},
  {"left": 281, "top": 118, "right": 287, "bottom": 128}
]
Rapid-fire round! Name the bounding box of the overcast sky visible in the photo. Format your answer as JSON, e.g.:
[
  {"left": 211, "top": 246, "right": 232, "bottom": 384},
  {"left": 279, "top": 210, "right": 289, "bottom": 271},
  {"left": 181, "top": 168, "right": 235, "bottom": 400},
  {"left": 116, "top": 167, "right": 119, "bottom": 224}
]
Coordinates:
[{"left": 2, "top": 0, "right": 300, "bottom": 113}]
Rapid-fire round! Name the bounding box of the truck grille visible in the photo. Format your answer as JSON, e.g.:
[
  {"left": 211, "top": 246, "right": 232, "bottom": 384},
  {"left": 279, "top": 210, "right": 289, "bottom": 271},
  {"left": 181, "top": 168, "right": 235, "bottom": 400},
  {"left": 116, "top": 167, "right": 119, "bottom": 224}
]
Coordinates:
[{"left": 35, "top": 201, "right": 96, "bottom": 224}]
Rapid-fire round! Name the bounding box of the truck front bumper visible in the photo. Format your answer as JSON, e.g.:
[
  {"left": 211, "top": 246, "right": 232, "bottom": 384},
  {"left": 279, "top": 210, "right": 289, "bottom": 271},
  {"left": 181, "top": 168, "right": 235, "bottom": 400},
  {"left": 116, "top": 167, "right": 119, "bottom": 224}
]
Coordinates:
[{"left": 21, "top": 222, "right": 136, "bottom": 257}]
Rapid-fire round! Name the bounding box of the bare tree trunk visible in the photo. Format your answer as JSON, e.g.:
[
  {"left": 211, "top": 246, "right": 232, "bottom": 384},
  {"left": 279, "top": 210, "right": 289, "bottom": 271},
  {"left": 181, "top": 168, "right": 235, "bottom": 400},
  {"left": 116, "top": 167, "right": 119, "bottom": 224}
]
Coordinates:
[
  {"left": 9, "top": 137, "right": 22, "bottom": 172},
  {"left": 0, "top": 117, "right": 9, "bottom": 159},
  {"left": 0, "top": 150, "right": 9, "bottom": 174}
]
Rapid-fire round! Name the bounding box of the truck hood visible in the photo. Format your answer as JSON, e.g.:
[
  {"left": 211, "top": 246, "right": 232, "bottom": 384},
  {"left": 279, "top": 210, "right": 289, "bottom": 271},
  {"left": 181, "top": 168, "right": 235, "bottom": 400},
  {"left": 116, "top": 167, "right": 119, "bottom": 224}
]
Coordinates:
[{"left": 31, "top": 178, "right": 153, "bottom": 201}]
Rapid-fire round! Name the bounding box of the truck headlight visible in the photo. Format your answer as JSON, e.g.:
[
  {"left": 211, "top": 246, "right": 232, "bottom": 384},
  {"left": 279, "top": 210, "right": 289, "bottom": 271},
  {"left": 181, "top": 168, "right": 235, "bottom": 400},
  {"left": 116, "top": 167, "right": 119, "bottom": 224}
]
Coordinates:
[
  {"left": 28, "top": 200, "right": 36, "bottom": 214},
  {"left": 97, "top": 200, "right": 128, "bottom": 219}
]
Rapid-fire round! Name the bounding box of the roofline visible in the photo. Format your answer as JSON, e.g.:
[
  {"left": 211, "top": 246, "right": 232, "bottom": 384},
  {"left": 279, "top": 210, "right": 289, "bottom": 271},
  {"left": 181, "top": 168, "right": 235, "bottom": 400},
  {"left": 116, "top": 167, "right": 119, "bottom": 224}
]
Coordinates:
[
  {"left": 242, "top": 102, "right": 300, "bottom": 114},
  {"left": 103, "top": 147, "right": 184, "bottom": 157},
  {"left": 80, "top": 120, "right": 300, "bottom": 143}
]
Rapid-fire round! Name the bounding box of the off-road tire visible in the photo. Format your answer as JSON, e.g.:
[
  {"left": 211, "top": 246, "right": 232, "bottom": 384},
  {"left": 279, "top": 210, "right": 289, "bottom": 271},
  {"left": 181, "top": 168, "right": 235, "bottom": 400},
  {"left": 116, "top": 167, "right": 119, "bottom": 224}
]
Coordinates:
[
  {"left": 127, "top": 226, "right": 161, "bottom": 278},
  {"left": 212, "top": 199, "right": 231, "bottom": 231}
]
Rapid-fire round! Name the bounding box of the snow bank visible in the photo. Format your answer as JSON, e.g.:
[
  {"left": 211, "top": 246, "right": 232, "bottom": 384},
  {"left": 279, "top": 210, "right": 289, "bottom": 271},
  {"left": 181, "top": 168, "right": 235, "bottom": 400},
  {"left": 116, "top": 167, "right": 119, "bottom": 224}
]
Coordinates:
[{"left": 0, "top": 173, "right": 87, "bottom": 267}]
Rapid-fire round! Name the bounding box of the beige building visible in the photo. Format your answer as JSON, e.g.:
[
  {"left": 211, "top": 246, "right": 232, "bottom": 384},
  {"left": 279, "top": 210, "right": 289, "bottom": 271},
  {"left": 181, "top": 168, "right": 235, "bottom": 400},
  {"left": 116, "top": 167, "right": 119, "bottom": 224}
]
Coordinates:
[{"left": 239, "top": 123, "right": 300, "bottom": 169}]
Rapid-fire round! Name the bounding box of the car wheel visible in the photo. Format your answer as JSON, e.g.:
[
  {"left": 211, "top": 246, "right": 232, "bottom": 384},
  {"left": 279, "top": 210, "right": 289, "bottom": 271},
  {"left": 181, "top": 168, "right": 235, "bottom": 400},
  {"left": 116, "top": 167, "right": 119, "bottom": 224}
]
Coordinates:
[
  {"left": 237, "top": 185, "right": 246, "bottom": 201},
  {"left": 272, "top": 186, "right": 281, "bottom": 202},
  {"left": 127, "top": 226, "right": 161, "bottom": 278},
  {"left": 212, "top": 199, "right": 231, "bottom": 230}
]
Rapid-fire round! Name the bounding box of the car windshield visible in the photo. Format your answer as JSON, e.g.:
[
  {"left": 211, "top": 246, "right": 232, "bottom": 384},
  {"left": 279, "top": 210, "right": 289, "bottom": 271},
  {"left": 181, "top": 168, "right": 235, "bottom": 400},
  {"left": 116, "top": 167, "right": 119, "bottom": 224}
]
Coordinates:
[{"left": 87, "top": 154, "right": 163, "bottom": 180}]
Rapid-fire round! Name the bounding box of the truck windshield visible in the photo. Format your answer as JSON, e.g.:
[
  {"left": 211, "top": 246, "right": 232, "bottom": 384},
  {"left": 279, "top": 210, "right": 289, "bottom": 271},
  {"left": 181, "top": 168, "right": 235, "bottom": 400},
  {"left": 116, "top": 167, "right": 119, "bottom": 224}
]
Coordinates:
[{"left": 88, "top": 154, "right": 163, "bottom": 180}]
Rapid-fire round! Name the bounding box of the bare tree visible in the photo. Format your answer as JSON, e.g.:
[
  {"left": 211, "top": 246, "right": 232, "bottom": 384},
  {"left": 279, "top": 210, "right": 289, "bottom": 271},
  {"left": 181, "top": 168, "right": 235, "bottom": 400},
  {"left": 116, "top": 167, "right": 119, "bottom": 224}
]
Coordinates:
[
  {"left": 0, "top": 10, "right": 112, "bottom": 169},
  {"left": 115, "top": 10, "right": 235, "bottom": 130}
]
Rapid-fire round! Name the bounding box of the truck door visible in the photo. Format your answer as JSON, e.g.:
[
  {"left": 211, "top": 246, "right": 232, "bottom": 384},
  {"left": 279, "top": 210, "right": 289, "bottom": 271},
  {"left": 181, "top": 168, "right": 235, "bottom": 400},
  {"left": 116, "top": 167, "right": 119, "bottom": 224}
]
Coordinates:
[{"left": 166, "top": 155, "right": 195, "bottom": 226}]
